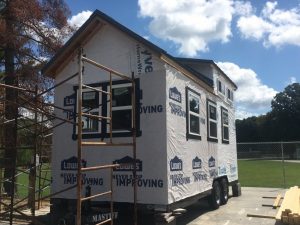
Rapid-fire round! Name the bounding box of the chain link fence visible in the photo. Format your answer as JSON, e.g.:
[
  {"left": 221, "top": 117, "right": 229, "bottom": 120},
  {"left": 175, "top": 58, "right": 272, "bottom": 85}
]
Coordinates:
[{"left": 237, "top": 141, "right": 300, "bottom": 188}]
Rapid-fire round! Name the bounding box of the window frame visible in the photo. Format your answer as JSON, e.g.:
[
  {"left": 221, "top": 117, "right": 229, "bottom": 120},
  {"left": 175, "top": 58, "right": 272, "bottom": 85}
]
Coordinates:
[
  {"left": 221, "top": 106, "right": 229, "bottom": 144},
  {"left": 227, "top": 88, "right": 233, "bottom": 102},
  {"left": 186, "top": 87, "right": 201, "bottom": 140},
  {"left": 107, "top": 82, "right": 133, "bottom": 134},
  {"left": 217, "top": 79, "right": 225, "bottom": 96},
  {"left": 207, "top": 99, "right": 218, "bottom": 142},
  {"left": 76, "top": 89, "right": 101, "bottom": 135},
  {"left": 72, "top": 79, "right": 141, "bottom": 140}
]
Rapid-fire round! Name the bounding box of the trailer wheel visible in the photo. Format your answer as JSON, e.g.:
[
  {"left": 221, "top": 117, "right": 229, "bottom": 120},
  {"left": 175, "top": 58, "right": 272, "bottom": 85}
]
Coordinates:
[
  {"left": 209, "top": 181, "right": 221, "bottom": 209},
  {"left": 220, "top": 178, "right": 229, "bottom": 205}
]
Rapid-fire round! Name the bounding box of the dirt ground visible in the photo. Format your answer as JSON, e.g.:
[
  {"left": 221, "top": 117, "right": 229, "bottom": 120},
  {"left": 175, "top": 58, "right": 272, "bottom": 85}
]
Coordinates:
[{"left": 177, "top": 187, "right": 286, "bottom": 225}]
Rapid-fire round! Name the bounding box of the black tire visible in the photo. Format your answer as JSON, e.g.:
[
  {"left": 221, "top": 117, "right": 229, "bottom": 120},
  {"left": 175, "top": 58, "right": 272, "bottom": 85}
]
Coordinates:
[
  {"left": 209, "top": 181, "right": 221, "bottom": 209},
  {"left": 232, "top": 182, "right": 242, "bottom": 197},
  {"left": 220, "top": 178, "right": 229, "bottom": 205}
]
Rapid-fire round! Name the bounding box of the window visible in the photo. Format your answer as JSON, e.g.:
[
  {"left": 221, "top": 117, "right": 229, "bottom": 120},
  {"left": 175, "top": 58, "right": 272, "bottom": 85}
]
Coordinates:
[
  {"left": 80, "top": 90, "right": 101, "bottom": 134},
  {"left": 227, "top": 88, "right": 233, "bottom": 102},
  {"left": 73, "top": 79, "right": 140, "bottom": 140},
  {"left": 217, "top": 79, "right": 225, "bottom": 95},
  {"left": 207, "top": 100, "right": 217, "bottom": 142},
  {"left": 186, "top": 87, "right": 201, "bottom": 140},
  {"left": 221, "top": 107, "right": 229, "bottom": 144},
  {"left": 108, "top": 83, "right": 132, "bottom": 132}
]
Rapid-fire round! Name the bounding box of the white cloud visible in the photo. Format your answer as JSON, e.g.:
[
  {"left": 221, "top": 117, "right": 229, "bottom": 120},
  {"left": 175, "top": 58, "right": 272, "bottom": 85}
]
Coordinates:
[
  {"left": 286, "top": 76, "right": 297, "bottom": 85},
  {"left": 234, "top": 1, "right": 253, "bottom": 16},
  {"left": 235, "top": 107, "right": 259, "bottom": 120},
  {"left": 237, "top": 1, "right": 300, "bottom": 48},
  {"left": 217, "top": 62, "right": 277, "bottom": 118},
  {"left": 68, "top": 10, "right": 92, "bottom": 29},
  {"left": 138, "top": 0, "right": 234, "bottom": 56}
]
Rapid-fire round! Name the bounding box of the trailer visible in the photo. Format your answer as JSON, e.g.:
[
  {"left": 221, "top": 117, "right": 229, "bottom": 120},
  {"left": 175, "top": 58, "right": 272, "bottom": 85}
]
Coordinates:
[{"left": 42, "top": 10, "right": 241, "bottom": 225}]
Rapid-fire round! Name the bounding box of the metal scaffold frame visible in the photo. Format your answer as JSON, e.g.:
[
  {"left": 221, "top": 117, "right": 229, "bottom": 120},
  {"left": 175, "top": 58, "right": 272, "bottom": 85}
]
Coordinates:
[
  {"left": 0, "top": 47, "right": 137, "bottom": 225},
  {"left": 76, "top": 48, "right": 137, "bottom": 225}
]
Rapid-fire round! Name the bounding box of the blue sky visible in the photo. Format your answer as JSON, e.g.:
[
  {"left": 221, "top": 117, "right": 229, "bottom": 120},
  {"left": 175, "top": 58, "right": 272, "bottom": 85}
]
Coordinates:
[{"left": 65, "top": 0, "right": 300, "bottom": 119}]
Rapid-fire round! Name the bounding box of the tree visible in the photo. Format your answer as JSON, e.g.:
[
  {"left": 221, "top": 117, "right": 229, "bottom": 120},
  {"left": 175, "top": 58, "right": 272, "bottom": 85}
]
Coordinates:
[
  {"left": 236, "top": 83, "right": 300, "bottom": 143},
  {"left": 0, "top": 0, "right": 72, "bottom": 195},
  {"left": 270, "top": 83, "right": 300, "bottom": 141}
]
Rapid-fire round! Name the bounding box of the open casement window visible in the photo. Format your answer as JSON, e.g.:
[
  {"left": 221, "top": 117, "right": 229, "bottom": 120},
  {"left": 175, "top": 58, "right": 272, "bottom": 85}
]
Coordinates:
[
  {"left": 217, "top": 79, "right": 225, "bottom": 96},
  {"left": 221, "top": 107, "right": 229, "bottom": 144},
  {"left": 207, "top": 100, "right": 218, "bottom": 142},
  {"left": 77, "top": 89, "right": 101, "bottom": 134},
  {"left": 107, "top": 83, "right": 132, "bottom": 133},
  {"left": 186, "top": 87, "right": 201, "bottom": 140}
]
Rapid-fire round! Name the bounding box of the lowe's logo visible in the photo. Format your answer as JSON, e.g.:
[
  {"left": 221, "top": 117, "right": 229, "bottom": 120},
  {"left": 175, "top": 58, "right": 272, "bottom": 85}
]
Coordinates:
[
  {"left": 208, "top": 156, "right": 216, "bottom": 168},
  {"left": 61, "top": 156, "right": 87, "bottom": 171},
  {"left": 169, "top": 87, "right": 182, "bottom": 103},
  {"left": 63, "top": 94, "right": 75, "bottom": 106},
  {"left": 113, "top": 156, "right": 142, "bottom": 172},
  {"left": 192, "top": 157, "right": 202, "bottom": 169},
  {"left": 170, "top": 156, "right": 182, "bottom": 171}
]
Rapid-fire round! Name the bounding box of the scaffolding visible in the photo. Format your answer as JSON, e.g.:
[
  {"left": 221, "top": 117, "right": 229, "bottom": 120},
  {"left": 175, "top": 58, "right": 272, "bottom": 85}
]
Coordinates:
[
  {"left": 76, "top": 48, "right": 137, "bottom": 225},
  {"left": 0, "top": 47, "right": 137, "bottom": 225}
]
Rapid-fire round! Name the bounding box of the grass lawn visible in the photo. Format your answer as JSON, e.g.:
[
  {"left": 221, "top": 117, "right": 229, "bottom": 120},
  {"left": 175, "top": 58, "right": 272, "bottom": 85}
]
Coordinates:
[
  {"left": 238, "top": 160, "right": 300, "bottom": 188},
  {"left": 15, "top": 164, "right": 51, "bottom": 199}
]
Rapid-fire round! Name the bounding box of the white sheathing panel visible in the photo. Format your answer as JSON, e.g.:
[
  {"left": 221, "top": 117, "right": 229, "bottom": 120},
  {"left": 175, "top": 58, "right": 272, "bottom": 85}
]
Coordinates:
[
  {"left": 166, "top": 66, "right": 214, "bottom": 204},
  {"left": 51, "top": 24, "right": 168, "bottom": 205},
  {"left": 166, "top": 65, "right": 238, "bottom": 205}
]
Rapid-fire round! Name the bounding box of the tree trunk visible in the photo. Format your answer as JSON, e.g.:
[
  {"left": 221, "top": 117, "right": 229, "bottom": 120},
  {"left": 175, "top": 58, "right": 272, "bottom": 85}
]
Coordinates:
[{"left": 3, "top": 1, "right": 18, "bottom": 197}]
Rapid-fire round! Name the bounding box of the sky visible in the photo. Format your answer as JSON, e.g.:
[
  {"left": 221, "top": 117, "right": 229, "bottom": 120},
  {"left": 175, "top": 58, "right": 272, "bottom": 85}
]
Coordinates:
[{"left": 65, "top": 0, "right": 300, "bottom": 119}]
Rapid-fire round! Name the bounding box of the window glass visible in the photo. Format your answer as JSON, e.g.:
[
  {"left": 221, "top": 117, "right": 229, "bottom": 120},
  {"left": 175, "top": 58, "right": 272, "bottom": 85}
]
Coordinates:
[
  {"left": 109, "top": 83, "right": 132, "bottom": 132},
  {"left": 82, "top": 91, "right": 98, "bottom": 109},
  {"left": 80, "top": 89, "right": 100, "bottom": 134},
  {"left": 189, "top": 93, "right": 199, "bottom": 113},
  {"left": 190, "top": 114, "right": 200, "bottom": 134},
  {"left": 82, "top": 112, "right": 99, "bottom": 133},
  {"left": 207, "top": 101, "right": 217, "bottom": 140},
  {"left": 209, "top": 121, "right": 217, "bottom": 138},
  {"left": 227, "top": 88, "right": 233, "bottom": 101},
  {"left": 217, "top": 80, "right": 225, "bottom": 95},
  {"left": 209, "top": 105, "right": 217, "bottom": 120},
  {"left": 112, "top": 87, "right": 131, "bottom": 107},
  {"left": 186, "top": 87, "right": 201, "bottom": 139},
  {"left": 221, "top": 107, "right": 229, "bottom": 143}
]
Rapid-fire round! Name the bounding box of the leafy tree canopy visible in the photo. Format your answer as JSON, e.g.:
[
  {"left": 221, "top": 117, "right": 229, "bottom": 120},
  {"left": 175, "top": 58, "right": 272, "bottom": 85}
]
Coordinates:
[{"left": 236, "top": 83, "right": 300, "bottom": 142}]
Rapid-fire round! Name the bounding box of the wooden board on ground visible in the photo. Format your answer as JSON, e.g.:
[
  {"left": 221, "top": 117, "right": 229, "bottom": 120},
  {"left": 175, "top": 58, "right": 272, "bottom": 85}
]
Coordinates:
[{"left": 275, "top": 186, "right": 300, "bottom": 224}]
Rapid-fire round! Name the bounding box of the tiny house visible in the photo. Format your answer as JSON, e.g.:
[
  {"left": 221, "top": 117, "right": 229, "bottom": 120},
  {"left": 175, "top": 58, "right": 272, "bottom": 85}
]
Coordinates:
[{"left": 43, "top": 10, "right": 240, "bottom": 224}]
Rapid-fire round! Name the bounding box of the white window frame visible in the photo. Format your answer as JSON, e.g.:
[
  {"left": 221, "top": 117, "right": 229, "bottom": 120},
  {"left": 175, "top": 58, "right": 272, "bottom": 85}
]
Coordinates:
[
  {"left": 227, "top": 88, "right": 233, "bottom": 102},
  {"left": 77, "top": 88, "right": 101, "bottom": 135},
  {"left": 107, "top": 83, "right": 132, "bottom": 133},
  {"left": 217, "top": 79, "right": 225, "bottom": 96},
  {"left": 221, "top": 107, "right": 229, "bottom": 143},
  {"left": 207, "top": 100, "right": 217, "bottom": 140},
  {"left": 186, "top": 87, "right": 201, "bottom": 139}
]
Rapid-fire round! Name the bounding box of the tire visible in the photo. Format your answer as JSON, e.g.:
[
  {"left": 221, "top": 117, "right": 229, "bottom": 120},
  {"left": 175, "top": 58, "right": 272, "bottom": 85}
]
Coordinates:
[
  {"left": 220, "top": 178, "right": 229, "bottom": 205},
  {"left": 209, "top": 181, "right": 221, "bottom": 209},
  {"left": 232, "top": 182, "right": 242, "bottom": 197}
]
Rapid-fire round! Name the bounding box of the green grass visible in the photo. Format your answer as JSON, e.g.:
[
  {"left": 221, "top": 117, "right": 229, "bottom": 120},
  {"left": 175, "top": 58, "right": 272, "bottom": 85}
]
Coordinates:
[
  {"left": 1, "top": 164, "right": 51, "bottom": 199},
  {"left": 8, "top": 164, "right": 51, "bottom": 199},
  {"left": 238, "top": 160, "right": 300, "bottom": 188}
]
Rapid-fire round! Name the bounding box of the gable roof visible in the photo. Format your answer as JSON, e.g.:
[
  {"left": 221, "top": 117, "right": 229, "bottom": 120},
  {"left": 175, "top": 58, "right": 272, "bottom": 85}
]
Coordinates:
[
  {"left": 175, "top": 57, "right": 237, "bottom": 90},
  {"left": 42, "top": 10, "right": 218, "bottom": 89}
]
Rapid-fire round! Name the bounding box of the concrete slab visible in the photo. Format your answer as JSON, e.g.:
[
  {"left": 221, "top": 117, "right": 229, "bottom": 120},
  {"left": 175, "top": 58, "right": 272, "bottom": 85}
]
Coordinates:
[{"left": 177, "top": 187, "right": 286, "bottom": 225}]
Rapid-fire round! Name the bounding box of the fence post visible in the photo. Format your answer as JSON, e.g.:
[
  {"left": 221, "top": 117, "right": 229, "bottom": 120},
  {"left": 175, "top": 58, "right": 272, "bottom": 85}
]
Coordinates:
[{"left": 280, "top": 142, "right": 286, "bottom": 189}]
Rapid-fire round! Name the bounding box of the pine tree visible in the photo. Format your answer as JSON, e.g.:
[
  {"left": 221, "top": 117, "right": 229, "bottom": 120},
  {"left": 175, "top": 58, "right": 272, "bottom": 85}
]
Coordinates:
[{"left": 0, "top": 0, "right": 72, "bottom": 195}]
